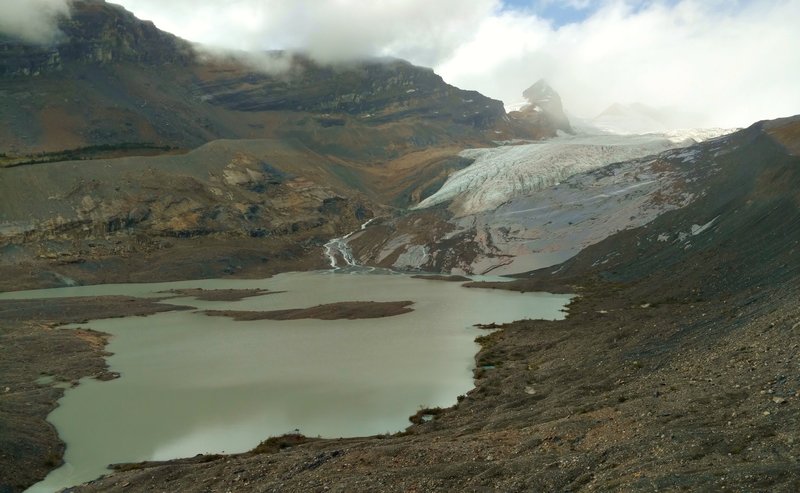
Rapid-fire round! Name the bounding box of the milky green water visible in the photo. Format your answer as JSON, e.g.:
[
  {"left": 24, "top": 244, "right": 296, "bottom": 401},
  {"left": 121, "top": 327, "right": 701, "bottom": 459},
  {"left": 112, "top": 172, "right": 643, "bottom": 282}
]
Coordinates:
[{"left": 2, "top": 271, "right": 571, "bottom": 493}]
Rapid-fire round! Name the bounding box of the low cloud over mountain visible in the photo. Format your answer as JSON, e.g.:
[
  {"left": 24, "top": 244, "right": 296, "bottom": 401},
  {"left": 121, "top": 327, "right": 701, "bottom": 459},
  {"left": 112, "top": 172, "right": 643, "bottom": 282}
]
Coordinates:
[
  {"left": 5, "top": 0, "right": 800, "bottom": 128},
  {"left": 0, "top": 0, "right": 72, "bottom": 44}
]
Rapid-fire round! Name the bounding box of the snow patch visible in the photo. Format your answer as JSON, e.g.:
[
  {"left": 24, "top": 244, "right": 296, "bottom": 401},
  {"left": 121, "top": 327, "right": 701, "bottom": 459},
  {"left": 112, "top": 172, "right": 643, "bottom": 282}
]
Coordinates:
[{"left": 691, "top": 216, "right": 719, "bottom": 236}]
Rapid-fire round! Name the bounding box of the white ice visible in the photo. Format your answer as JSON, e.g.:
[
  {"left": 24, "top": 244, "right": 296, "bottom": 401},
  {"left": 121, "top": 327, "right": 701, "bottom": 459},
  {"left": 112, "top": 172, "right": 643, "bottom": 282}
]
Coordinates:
[{"left": 415, "top": 129, "right": 733, "bottom": 216}]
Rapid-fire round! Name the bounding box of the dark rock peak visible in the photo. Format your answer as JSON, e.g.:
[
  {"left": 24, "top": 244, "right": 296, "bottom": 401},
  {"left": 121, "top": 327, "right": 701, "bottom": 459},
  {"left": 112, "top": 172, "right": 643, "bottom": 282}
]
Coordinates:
[
  {"left": 517, "top": 78, "right": 572, "bottom": 134},
  {"left": 0, "top": 0, "right": 193, "bottom": 76},
  {"left": 62, "top": 0, "right": 192, "bottom": 59}
]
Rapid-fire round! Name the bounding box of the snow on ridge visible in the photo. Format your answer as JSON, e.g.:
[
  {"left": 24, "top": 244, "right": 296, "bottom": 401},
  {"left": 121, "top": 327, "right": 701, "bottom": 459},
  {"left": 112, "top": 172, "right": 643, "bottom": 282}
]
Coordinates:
[
  {"left": 661, "top": 127, "right": 737, "bottom": 144},
  {"left": 415, "top": 129, "right": 733, "bottom": 217}
]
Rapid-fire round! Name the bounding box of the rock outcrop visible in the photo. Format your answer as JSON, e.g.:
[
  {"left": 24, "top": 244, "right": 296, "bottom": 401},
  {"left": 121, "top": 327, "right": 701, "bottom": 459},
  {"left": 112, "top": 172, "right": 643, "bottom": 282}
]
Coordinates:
[
  {"left": 507, "top": 79, "right": 573, "bottom": 136},
  {"left": 0, "top": 140, "right": 378, "bottom": 290}
]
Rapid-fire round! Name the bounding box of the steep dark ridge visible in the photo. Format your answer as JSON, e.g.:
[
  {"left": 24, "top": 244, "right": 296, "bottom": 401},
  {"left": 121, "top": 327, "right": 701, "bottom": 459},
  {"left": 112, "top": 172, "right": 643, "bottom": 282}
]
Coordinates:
[{"left": 514, "top": 78, "right": 573, "bottom": 134}]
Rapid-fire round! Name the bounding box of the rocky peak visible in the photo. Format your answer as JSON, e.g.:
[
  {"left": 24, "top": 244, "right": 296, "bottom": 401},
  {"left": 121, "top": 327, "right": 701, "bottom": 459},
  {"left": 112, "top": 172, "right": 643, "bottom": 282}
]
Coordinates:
[
  {"left": 517, "top": 78, "right": 572, "bottom": 134},
  {"left": 0, "top": 0, "right": 193, "bottom": 76}
]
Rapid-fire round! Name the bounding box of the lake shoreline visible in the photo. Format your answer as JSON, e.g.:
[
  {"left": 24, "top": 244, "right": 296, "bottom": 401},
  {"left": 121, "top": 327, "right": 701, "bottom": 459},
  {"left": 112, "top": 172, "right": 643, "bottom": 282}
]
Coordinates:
[
  {"left": 0, "top": 296, "right": 192, "bottom": 492},
  {"left": 66, "top": 276, "right": 800, "bottom": 492},
  {"left": 3, "top": 273, "right": 570, "bottom": 493},
  {"left": 4, "top": 262, "right": 800, "bottom": 492}
]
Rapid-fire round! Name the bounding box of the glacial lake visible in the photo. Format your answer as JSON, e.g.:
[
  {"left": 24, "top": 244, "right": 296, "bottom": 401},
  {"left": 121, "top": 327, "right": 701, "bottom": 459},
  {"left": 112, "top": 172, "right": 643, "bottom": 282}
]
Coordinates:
[{"left": 2, "top": 270, "right": 572, "bottom": 493}]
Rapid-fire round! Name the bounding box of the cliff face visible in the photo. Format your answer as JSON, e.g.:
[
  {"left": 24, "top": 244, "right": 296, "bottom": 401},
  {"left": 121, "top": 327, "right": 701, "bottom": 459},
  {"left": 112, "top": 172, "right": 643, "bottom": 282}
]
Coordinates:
[{"left": 197, "top": 56, "right": 505, "bottom": 129}]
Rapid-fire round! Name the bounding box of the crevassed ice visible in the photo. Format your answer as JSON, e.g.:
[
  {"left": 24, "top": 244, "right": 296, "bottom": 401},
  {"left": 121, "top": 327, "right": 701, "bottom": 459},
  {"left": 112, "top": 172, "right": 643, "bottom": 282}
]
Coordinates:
[{"left": 416, "top": 129, "right": 733, "bottom": 216}]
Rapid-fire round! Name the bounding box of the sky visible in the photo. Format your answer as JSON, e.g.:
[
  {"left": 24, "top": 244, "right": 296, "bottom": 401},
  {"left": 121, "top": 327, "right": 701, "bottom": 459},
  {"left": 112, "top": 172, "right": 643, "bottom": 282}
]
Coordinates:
[{"left": 3, "top": 0, "right": 800, "bottom": 128}]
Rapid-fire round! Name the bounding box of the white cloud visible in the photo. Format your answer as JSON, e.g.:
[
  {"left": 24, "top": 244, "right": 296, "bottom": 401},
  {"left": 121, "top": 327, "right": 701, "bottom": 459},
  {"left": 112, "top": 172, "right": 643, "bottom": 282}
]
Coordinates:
[
  {"left": 115, "top": 0, "right": 499, "bottom": 64},
  {"left": 438, "top": 0, "right": 800, "bottom": 127},
  {"left": 0, "top": 0, "right": 72, "bottom": 44}
]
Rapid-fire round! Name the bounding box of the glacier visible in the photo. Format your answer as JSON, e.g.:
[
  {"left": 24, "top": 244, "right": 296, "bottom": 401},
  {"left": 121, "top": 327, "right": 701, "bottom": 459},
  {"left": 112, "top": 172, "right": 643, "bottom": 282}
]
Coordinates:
[{"left": 415, "top": 129, "right": 733, "bottom": 217}]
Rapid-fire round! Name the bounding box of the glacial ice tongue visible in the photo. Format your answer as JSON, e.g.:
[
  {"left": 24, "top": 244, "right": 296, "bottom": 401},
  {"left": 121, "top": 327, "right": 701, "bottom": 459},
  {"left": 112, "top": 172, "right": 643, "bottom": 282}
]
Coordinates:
[{"left": 415, "top": 130, "right": 733, "bottom": 217}]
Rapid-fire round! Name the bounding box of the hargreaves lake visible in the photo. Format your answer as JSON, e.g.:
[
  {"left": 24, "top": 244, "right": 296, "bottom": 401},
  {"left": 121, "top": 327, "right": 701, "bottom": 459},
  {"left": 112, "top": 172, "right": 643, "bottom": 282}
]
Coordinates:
[{"left": 1, "top": 270, "right": 572, "bottom": 492}]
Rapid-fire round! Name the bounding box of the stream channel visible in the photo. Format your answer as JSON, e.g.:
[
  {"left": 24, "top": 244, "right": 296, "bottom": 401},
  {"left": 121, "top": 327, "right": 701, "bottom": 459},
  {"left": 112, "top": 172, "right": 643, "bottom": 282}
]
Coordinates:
[{"left": 1, "top": 270, "right": 572, "bottom": 492}]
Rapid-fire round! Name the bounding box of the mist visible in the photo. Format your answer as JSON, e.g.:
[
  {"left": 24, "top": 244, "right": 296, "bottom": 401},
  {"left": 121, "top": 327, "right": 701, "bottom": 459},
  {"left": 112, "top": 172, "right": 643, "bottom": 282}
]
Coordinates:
[
  {"left": 113, "top": 0, "right": 497, "bottom": 64},
  {"left": 0, "top": 0, "right": 72, "bottom": 44},
  {"left": 437, "top": 0, "right": 800, "bottom": 128}
]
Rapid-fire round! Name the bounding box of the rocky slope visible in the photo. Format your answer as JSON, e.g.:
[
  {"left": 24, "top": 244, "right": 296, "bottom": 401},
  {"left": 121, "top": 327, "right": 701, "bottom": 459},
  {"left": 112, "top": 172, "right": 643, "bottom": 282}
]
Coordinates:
[{"left": 0, "top": 139, "right": 384, "bottom": 291}]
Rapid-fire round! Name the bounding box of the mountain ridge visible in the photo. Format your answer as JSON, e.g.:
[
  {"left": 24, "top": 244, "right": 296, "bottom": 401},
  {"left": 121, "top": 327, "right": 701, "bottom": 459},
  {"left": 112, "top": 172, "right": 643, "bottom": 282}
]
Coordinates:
[{"left": 0, "top": 0, "right": 520, "bottom": 158}]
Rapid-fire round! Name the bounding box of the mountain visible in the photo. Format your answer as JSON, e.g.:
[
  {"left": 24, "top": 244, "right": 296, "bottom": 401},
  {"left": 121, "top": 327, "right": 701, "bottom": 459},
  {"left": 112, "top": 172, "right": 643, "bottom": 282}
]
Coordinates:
[
  {"left": 0, "top": 1, "right": 513, "bottom": 157},
  {"left": 0, "top": 0, "right": 192, "bottom": 77},
  {"left": 506, "top": 79, "right": 573, "bottom": 136},
  {"left": 0, "top": 0, "right": 553, "bottom": 291}
]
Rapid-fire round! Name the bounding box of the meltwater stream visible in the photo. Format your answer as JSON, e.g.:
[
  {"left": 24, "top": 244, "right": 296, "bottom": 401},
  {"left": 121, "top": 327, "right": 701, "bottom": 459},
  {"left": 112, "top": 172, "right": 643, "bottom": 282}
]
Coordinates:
[
  {"left": 4, "top": 270, "right": 571, "bottom": 493},
  {"left": 323, "top": 218, "right": 376, "bottom": 268}
]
